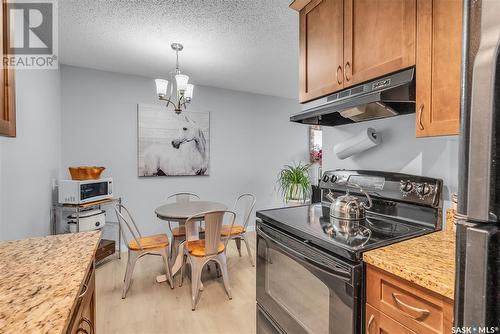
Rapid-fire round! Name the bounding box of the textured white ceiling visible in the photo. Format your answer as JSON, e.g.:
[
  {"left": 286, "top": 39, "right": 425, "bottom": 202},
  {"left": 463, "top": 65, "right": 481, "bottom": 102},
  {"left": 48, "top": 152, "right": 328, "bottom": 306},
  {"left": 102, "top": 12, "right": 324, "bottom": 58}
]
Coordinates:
[{"left": 59, "top": 0, "right": 299, "bottom": 99}]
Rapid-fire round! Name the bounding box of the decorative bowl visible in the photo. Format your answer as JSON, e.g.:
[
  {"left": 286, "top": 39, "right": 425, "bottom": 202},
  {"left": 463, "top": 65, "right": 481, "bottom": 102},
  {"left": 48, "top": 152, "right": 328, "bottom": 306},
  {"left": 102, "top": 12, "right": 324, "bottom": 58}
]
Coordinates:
[{"left": 69, "top": 166, "right": 106, "bottom": 180}]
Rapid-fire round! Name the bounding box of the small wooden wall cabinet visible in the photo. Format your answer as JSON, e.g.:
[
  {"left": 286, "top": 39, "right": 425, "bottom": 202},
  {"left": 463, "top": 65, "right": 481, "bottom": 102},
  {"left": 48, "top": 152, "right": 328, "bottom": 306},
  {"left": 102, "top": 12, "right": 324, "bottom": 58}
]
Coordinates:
[
  {"left": 65, "top": 260, "right": 96, "bottom": 334},
  {"left": 0, "top": 0, "right": 16, "bottom": 137},
  {"left": 365, "top": 264, "right": 453, "bottom": 334},
  {"left": 290, "top": 0, "right": 463, "bottom": 137}
]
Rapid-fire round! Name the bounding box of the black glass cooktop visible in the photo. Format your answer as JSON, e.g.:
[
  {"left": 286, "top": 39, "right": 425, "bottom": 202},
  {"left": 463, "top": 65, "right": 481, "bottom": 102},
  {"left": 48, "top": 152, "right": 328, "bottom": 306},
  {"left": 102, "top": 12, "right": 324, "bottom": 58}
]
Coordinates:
[{"left": 257, "top": 204, "right": 435, "bottom": 261}]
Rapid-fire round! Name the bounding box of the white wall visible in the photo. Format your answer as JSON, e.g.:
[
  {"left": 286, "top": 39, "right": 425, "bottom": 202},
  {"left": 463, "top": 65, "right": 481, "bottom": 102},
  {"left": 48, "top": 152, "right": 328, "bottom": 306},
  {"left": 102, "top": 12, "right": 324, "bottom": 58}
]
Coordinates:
[
  {"left": 322, "top": 114, "right": 459, "bottom": 206},
  {"left": 60, "top": 65, "right": 308, "bottom": 236},
  {"left": 0, "top": 69, "right": 61, "bottom": 240}
]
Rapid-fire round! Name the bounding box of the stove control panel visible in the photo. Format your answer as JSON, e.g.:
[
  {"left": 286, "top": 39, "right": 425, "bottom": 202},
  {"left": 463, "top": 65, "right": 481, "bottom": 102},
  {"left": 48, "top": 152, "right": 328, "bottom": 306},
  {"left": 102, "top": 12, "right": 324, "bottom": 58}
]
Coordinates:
[
  {"left": 320, "top": 170, "right": 442, "bottom": 208},
  {"left": 400, "top": 181, "right": 435, "bottom": 199}
]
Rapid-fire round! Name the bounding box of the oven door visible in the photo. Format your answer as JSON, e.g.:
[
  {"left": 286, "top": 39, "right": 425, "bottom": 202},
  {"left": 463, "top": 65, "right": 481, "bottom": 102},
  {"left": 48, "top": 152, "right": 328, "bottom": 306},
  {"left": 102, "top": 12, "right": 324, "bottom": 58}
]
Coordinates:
[{"left": 256, "top": 221, "right": 362, "bottom": 334}]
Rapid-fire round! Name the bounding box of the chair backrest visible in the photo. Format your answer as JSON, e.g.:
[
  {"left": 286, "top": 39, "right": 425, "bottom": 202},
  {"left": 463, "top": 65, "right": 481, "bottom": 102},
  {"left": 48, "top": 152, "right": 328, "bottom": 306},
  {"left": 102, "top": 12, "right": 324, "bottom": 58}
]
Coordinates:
[
  {"left": 185, "top": 210, "right": 236, "bottom": 256},
  {"left": 233, "top": 193, "right": 256, "bottom": 229},
  {"left": 114, "top": 204, "right": 143, "bottom": 250},
  {"left": 166, "top": 192, "right": 200, "bottom": 204}
]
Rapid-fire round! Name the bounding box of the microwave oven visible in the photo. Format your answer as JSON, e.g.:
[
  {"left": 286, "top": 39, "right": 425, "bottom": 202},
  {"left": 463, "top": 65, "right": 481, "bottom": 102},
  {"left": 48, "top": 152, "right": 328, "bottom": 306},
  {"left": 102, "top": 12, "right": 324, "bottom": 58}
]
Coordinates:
[{"left": 58, "top": 178, "right": 113, "bottom": 204}]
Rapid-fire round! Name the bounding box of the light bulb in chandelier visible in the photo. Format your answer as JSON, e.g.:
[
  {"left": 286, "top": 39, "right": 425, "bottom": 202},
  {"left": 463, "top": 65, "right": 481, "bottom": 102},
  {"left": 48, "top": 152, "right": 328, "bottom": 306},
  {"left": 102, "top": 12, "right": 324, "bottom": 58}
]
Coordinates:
[
  {"left": 185, "top": 84, "right": 194, "bottom": 100},
  {"left": 155, "top": 79, "right": 168, "bottom": 97},
  {"left": 175, "top": 74, "right": 189, "bottom": 93}
]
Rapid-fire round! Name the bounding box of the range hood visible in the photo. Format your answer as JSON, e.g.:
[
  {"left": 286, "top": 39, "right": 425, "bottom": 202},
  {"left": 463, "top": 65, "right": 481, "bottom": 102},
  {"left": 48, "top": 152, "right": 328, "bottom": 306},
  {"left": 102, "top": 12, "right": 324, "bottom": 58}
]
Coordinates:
[{"left": 290, "top": 67, "right": 416, "bottom": 126}]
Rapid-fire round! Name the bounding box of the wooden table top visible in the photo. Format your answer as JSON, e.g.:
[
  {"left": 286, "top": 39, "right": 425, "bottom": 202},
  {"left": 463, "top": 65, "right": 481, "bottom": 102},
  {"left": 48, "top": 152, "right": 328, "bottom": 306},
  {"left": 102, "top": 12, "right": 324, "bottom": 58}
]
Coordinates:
[{"left": 155, "top": 201, "right": 227, "bottom": 220}]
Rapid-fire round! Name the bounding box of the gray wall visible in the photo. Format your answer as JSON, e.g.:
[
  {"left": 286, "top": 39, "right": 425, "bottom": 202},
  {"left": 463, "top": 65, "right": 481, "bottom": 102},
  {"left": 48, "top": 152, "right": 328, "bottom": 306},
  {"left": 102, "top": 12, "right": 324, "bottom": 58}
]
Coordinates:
[
  {"left": 0, "top": 65, "right": 457, "bottom": 241},
  {"left": 0, "top": 69, "right": 61, "bottom": 240},
  {"left": 60, "top": 65, "right": 308, "bottom": 237},
  {"left": 322, "top": 114, "right": 459, "bottom": 208}
]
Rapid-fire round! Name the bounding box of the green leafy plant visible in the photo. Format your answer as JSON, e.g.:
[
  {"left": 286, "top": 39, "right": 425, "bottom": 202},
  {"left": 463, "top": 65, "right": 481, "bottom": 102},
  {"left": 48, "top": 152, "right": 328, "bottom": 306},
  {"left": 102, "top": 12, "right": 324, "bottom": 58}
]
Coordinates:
[{"left": 277, "top": 163, "right": 312, "bottom": 203}]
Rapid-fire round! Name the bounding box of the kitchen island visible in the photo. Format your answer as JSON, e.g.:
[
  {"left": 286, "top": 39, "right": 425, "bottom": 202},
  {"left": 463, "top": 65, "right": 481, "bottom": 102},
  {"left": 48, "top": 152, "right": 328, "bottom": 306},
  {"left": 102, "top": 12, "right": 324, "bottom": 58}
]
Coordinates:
[{"left": 0, "top": 231, "right": 100, "bottom": 334}]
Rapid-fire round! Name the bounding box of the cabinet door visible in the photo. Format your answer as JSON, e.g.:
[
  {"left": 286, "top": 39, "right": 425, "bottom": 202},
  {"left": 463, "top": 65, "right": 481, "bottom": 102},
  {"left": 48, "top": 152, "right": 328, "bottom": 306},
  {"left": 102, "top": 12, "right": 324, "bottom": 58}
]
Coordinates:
[
  {"left": 416, "top": 0, "right": 462, "bottom": 137},
  {"left": 343, "top": 0, "right": 416, "bottom": 87},
  {"left": 299, "top": 0, "right": 344, "bottom": 102},
  {"left": 0, "top": 0, "right": 16, "bottom": 137},
  {"left": 366, "top": 304, "right": 417, "bottom": 334},
  {"left": 68, "top": 262, "right": 96, "bottom": 334}
]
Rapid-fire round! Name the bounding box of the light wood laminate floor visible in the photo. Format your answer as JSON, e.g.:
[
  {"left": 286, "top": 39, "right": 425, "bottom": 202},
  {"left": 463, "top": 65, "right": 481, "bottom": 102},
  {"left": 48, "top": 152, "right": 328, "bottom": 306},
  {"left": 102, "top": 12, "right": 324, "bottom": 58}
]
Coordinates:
[{"left": 96, "top": 234, "right": 256, "bottom": 334}]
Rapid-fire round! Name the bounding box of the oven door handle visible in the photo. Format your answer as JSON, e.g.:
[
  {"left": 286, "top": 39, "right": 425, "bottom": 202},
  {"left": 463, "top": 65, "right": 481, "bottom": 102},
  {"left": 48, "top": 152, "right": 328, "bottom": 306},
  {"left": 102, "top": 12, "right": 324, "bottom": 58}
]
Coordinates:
[{"left": 257, "top": 225, "right": 352, "bottom": 282}]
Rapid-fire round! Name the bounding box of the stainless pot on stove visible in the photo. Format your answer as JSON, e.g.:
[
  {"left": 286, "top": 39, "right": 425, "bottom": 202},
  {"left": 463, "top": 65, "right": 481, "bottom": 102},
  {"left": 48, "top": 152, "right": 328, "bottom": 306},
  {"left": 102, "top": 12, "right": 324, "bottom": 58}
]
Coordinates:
[
  {"left": 327, "top": 186, "right": 373, "bottom": 221},
  {"left": 326, "top": 186, "right": 373, "bottom": 235}
]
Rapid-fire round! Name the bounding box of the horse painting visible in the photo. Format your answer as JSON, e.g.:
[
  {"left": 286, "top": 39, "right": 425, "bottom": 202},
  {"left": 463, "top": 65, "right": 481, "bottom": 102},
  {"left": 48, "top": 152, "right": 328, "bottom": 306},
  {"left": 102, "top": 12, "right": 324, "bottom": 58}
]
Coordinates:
[{"left": 138, "top": 106, "right": 209, "bottom": 176}]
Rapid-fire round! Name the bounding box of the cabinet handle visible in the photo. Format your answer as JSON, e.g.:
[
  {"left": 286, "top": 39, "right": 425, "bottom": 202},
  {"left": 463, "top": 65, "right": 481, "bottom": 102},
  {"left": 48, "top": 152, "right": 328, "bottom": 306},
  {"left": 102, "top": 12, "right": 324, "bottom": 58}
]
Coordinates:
[
  {"left": 78, "top": 284, "right": 88, "bottom": 299},
  {"left": 336, "top": 65, "right": 343, "bottom": 85},
  {"left": 76, "top": 329, "right": 89, "bottom": 334},
  {"left": 418, "top": 104, "right": 425, "bottom": 130},
  {"left": 344, "top": 61, "right": 351, "bottom": 82},
  {"left": 77, "top": 317, "right": 94, "bottom": 334},
  {"left": 367, "top": 314, "right": 375, "bottom": 333},
  {"left": 392, "top": 292, "right": 431, "bottom": 320}
]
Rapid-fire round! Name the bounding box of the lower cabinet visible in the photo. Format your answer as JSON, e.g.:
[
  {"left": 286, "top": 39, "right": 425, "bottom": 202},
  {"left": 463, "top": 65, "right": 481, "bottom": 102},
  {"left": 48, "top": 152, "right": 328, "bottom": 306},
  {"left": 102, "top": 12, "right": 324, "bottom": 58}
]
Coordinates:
[
  {"left": 366, "top": 303, "right": 417, "bottom": 334},
  {"left": 67, "top": 260, "right": 96, "bottom": 334},
  {"left": 366, "top": 264, "right": 453, "bottom": 334}
]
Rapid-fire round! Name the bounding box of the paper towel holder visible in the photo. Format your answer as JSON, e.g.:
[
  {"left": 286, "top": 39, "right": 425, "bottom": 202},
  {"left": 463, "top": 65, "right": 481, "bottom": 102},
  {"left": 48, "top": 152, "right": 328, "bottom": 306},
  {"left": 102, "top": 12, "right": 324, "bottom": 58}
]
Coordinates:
[{"left": 333, "top": 127, "right": 381, "bottom": 160}]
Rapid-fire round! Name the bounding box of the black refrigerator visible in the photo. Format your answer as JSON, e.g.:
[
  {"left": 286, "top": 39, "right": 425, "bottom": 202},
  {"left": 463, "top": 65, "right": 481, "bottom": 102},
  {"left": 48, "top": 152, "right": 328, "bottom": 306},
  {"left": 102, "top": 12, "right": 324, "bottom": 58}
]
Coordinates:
[{"left": 455, "top": 0, "right": 500, "bottom": 329}]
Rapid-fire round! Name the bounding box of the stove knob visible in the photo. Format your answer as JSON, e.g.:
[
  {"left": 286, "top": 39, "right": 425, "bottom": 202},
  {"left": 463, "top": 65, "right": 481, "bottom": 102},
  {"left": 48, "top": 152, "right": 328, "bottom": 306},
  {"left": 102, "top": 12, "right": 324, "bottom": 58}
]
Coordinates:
[
  {"left": 400, "top": 181, "right": 413, "bottom": 194},
  {"left": 416, "top": 183, "right": 432, "bottom": 198},
  {"left": 330, "top": 175, "right": 338, "bottom": 183},
  {"left": 322, "top": 174, "right": 330, "bottom": 183}
]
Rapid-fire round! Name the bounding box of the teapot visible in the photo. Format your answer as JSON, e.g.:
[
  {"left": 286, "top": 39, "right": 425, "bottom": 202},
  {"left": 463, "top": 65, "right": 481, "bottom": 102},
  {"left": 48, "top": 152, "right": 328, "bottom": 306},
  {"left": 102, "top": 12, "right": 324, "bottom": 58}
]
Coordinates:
[{"left": 326, "top": 186, "right": 373, "bottom": 221}]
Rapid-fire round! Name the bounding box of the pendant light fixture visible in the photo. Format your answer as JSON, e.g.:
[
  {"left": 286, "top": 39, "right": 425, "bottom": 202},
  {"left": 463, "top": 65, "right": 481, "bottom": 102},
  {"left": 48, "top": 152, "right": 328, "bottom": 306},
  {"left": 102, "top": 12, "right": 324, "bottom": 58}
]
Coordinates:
[{"left": 155, "top": 43, "right": 194, "bottom": 113}]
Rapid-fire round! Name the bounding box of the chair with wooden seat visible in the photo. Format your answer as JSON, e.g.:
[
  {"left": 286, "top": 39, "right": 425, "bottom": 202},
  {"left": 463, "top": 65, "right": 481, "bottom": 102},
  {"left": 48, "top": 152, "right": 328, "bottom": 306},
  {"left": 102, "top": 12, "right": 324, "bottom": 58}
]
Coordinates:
[
  {"left": 166, "top": 192, "right": 200, "bottom": 236},
  {"left": 221, "top": 193, "right": 256, "bottom": 266},
  {"left": 164, "top": 192, "right": 201, "bottom": 262},
  {"left": 180, "top": 210, "right": 236, "bottom": 310},
  {"left": 114, "top": 204, "right": 174, "bottom": 299}
]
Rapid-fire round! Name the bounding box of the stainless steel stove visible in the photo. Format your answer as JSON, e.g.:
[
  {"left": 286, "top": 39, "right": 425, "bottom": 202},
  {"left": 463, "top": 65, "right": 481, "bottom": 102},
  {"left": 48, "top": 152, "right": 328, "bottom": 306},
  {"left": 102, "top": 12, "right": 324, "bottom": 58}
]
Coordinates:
[{"left": 256, "top": 170, "right": 443, "bottom": 334}]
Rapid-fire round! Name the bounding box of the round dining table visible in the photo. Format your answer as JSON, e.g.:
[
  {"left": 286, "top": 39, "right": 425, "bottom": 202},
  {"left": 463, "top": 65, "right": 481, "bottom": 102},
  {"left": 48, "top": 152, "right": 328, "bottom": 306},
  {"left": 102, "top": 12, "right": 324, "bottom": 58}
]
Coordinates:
[{"left": 154, "top": 200, "right": 228, "bottom": 283}]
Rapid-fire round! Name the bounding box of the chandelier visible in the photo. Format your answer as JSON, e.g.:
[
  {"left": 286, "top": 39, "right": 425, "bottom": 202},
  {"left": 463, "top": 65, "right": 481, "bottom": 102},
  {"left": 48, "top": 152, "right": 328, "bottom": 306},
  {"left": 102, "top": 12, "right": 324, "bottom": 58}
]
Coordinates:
[{"left": 155, "top": 43, "right": 194, "bottom": 114}]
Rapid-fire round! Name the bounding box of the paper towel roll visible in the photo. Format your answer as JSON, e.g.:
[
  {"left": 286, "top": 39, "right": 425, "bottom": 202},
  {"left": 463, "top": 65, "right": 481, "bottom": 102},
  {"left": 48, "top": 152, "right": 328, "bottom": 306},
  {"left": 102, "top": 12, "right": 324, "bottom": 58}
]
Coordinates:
[{"left": 333, "top": 128, "right": 381, "bottom": 160}]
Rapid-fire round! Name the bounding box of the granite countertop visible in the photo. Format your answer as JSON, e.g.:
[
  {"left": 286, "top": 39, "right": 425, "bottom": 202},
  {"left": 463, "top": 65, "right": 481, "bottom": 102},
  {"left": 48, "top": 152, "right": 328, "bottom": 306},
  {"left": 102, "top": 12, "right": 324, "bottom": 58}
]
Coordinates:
[
  {"left": 363, "top": 227, "right": 456, "bottom": 300},
  {"left": 0, "top": 231, "right": 101, "bottom": 334}
]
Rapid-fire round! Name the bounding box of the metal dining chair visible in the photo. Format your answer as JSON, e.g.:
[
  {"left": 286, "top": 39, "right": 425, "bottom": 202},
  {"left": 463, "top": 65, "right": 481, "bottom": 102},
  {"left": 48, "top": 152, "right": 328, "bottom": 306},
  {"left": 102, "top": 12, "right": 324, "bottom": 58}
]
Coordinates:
[
  {"left": 179, "top": 210, "right": 236, "bottom": 310},
  {"left": 221, "top": 194, "right": 256, "bottom": 266},
  {"left": 164, "top": 192, "right": 200, "bottom": 262},
  {"left": 165, "top": 192, "right": 200, "bottom": 236},
  {"left": 114, "top": 204, "right": 174, "bottom": 299}
]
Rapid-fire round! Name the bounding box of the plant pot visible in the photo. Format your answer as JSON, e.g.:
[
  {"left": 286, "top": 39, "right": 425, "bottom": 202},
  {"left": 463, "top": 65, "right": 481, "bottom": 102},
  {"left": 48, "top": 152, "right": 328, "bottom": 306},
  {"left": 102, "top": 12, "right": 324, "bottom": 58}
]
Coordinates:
[{"left": 286, "top": 184, "right": 309, "bottom": 203}]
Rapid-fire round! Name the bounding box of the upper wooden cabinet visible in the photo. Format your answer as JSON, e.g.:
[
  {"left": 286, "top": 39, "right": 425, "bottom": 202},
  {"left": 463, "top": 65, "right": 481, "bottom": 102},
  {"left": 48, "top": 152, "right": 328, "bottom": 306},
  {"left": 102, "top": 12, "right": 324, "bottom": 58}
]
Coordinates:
[
  {"left": 297, "top": 0, "right": 416, "bottom": 102},
  {"left": 0, "top": 0, "right": 16, "bottom": 138},
  {"left": 299, "top": 0, "right": 344, "bottom": 102},
  {"left": 415, "top": 0, "right": 462, "bottom": 137},
  {"left": 343, "top": 0, "right": 416, "bottom": 87},
  {"left": 292, "top": 0, "right": 462, "bottom": 137}
]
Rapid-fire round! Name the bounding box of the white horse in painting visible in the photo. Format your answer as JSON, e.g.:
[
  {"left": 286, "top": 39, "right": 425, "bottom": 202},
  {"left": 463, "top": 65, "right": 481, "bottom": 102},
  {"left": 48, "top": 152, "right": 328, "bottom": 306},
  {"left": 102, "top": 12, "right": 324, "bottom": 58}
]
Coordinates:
[{"left": 142, "top": 115, "right": 208, "bottom": 176}]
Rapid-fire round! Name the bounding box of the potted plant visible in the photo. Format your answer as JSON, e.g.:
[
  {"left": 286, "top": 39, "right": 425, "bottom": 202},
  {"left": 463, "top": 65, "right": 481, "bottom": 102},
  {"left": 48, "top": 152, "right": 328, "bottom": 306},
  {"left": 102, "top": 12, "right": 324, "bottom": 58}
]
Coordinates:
[{"left": 277, "top": 163, "right": 312, "bottom": 204}]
